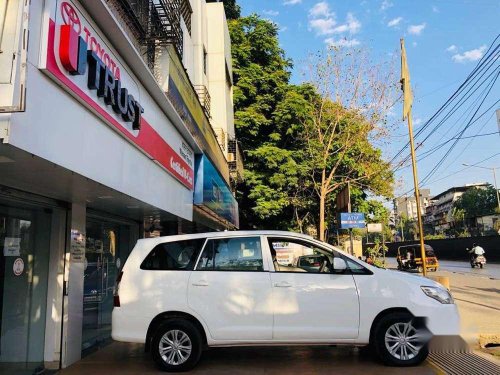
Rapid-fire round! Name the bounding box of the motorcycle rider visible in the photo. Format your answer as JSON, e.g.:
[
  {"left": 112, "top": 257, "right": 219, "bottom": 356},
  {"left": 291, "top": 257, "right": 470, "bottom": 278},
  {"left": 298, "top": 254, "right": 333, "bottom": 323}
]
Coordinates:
[{"left": 468, "top": 243, "right": 486, "bottom": 262}]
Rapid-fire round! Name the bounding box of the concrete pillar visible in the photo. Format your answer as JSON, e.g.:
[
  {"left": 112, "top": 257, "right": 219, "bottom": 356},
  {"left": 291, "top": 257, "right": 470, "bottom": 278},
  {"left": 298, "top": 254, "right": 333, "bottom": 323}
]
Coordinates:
[{"left": 62, "top": 202, "right": 86, "bottom": 367}]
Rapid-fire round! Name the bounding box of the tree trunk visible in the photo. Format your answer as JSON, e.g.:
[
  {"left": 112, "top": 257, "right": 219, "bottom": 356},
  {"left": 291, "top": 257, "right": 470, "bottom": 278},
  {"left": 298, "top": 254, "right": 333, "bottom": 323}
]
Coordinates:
[{"left": 319, "top": 190, "right": 326, "bottom": 241}]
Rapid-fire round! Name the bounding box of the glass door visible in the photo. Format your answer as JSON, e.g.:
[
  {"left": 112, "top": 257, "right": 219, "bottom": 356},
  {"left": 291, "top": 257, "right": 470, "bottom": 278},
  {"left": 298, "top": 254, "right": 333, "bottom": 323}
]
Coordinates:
[{"left": 0, "top": 202, "right": 51, "bottom": 374}]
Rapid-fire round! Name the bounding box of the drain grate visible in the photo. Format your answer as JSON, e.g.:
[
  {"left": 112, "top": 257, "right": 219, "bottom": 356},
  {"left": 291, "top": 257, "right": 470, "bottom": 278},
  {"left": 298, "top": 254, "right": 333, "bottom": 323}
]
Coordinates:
[{"left": 428, "top": 352, "right": 500, "bottom": 375}]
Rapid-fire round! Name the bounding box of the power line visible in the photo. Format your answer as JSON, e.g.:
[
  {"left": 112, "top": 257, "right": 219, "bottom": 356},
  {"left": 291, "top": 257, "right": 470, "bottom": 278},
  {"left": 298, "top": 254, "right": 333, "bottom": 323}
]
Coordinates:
[
  {"left": 395, "top": 152, "right": 500, "bottom": 199},
  {"left": 388, "top": 34, "right": 500, "bottom": 165},
  {"left": 420, "top": 69, "right": 499, "bottom": 186}
]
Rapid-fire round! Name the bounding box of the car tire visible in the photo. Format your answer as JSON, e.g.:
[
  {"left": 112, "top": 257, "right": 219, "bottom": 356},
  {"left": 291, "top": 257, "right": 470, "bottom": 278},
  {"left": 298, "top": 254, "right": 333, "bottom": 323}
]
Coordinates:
[
  {"left": 372, "top": 312, "right": 428, "bottom": 367},
  {"left": 417, "top": 266, "right": 423, "bottom": 273},
  {"left": 151, "top": 319, "right": 203, "bottom": 372}
]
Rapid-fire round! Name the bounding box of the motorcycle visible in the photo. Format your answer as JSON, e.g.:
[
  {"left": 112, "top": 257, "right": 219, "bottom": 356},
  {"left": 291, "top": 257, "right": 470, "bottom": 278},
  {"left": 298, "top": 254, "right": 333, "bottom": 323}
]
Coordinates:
[{"left": 467, "top": 249, "right": 486, "bottom": 269}]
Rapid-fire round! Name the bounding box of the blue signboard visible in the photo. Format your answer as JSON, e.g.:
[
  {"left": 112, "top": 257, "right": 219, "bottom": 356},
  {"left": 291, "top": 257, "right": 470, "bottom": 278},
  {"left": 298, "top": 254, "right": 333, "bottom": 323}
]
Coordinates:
[
  {"left": 194, "top": 155, "right": 239, "bottom": 227},
  {"left": 339, "top": 213, "right": 366, "bottom": 229}
]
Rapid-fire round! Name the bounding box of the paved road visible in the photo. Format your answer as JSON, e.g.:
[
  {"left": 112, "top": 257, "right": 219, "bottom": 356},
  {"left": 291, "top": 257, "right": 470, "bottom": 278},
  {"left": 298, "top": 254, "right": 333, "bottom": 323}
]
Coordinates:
[{"left": 385, "top": 258, "right": 500, "bottom": 279}]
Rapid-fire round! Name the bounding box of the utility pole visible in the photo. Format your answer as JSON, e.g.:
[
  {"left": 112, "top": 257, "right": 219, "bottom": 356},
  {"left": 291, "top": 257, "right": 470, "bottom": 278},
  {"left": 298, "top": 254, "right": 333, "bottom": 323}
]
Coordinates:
[{"left": 400, "top": 39, "right": 427, "bottom": 276}]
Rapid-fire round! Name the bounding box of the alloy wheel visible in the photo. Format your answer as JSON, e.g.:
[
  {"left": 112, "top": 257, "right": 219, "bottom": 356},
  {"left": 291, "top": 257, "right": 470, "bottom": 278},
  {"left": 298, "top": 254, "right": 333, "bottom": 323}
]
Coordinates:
[
  {"left": 158, "top": 329, "right": 192, "bottom": 366},
  {"left": 384, "top": 321, "right": 422, "bottom": 361}
]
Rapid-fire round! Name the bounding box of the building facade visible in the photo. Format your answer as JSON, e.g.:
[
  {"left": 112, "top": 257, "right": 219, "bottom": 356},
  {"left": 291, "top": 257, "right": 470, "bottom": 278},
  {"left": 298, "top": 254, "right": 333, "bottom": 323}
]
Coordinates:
[
  {"left": 423, "top": 183, "right": 488, "bottom": 233},
  {"left": 0, "top": 0, "right": 240, "bottom": 371},
  {"left": 394, "top": 188, "right": 431, "bottom": 220}
]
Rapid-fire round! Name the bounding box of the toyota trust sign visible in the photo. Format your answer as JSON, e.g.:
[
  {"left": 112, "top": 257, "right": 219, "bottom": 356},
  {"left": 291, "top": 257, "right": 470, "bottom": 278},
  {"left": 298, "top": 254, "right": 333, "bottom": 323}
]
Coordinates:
[
  {"left": 41, "top": 0, "right": 194, "bottom": 189},
  {"left": 58, "top": 3, "right": 144, "bottom": 130}
]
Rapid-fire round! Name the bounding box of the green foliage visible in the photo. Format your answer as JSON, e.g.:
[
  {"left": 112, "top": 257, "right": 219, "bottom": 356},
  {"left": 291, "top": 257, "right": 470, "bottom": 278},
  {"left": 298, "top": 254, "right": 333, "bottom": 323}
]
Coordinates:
[
  {"left": 366, "top": 238, "right": 387, "bottom": 268},
  {"left": 207, "top": 0, "right": 240, "bottom": 20},
  {"left": 229, "top": 15, "right": 304, "bottom": 229},
  {"left": 424, "top": 234, "right": 446, "bottom": 240},
  {"left": 229, "top": 14, "right": 395, "bottom": 234},
  {"left": 454, "top": 185, "right": 498, "bottom": 219}
]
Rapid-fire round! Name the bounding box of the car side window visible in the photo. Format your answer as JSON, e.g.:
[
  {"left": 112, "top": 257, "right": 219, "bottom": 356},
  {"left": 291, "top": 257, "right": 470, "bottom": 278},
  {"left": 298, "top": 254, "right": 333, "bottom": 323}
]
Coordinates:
[
  {"left": 140, "top": 238, "right": 206, "bottom": 271},
  {"left": 268, "top": 238, "right": 333, "bottom": 273},
  {"left": 196, "top": 237, "right": 263, "bottom": 271},
  {"left": 343, "top": 256, "right": 372, "bottom": 275}
]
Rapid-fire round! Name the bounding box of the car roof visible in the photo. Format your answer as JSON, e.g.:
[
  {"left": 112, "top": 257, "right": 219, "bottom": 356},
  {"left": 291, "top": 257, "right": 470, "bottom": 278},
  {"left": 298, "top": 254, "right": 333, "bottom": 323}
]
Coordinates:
[
  {"left": 398, "top": 244, "right": 433, "bottom": 250},
  {"left": 138, "top": 230, "right": 315, "bottom": 245}
]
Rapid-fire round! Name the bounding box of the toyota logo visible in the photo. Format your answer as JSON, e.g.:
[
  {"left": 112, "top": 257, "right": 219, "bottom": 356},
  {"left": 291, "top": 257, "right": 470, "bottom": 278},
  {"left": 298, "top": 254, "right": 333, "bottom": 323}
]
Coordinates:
[{"left": 61, "top": 2, "right": 81, "bottom": 35}]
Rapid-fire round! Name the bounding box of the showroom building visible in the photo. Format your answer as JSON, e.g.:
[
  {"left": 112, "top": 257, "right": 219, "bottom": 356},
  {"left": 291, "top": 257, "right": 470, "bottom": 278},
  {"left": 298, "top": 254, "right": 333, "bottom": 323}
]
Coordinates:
[{"left": 0, "top": 0, "right": 240, "bottom": 371}]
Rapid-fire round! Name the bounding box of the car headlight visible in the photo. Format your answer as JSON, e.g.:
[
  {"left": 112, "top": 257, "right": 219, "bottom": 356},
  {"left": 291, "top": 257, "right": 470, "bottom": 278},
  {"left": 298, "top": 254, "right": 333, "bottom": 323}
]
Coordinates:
[{"left": 421, "top": 286, "right": 454, "bottom": 304}]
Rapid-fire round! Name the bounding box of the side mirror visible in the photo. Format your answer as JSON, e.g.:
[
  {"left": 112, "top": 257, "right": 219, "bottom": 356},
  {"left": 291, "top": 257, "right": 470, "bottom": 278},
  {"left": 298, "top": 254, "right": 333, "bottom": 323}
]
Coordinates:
[{"left": 333, "top": 258, "right": 347, "bottom": 272}]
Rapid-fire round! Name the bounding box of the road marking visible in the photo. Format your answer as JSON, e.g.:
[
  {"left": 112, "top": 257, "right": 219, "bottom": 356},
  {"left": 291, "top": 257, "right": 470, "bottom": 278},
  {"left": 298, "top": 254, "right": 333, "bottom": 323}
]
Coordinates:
[{"left": 454, "top": 298, "right": 500, "bottom": 312}]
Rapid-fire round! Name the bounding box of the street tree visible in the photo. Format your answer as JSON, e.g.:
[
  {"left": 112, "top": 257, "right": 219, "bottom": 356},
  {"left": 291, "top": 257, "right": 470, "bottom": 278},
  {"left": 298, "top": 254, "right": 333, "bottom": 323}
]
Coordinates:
[
  {"left": 454, "top": 185, "right": 498, "bottom": 232},
  {"left": 206, "top": 0, "right": 240, "bottom": 20},
  {"left": 301, "top": 46, "right": 396, "bottom": 240},
  {"left": 229, "top": 15, "right": 311, "bottom": 229}
]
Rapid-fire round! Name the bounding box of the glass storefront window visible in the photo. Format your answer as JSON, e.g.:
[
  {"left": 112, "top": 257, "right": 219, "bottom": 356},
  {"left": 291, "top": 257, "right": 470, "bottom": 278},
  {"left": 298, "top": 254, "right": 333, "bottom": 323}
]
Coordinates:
[
  {"left": 0, "top": 202, "right": 52, "bottom": 374},
  {"left": 82, "top": 217, "right": 137, "bottom": 356}
]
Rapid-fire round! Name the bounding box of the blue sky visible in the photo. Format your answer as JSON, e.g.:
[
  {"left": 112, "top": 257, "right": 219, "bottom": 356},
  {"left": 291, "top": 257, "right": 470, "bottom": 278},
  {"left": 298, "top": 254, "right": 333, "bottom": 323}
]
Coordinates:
[{"left": 237, "top": 0, "right": 500, "bottom": 199}]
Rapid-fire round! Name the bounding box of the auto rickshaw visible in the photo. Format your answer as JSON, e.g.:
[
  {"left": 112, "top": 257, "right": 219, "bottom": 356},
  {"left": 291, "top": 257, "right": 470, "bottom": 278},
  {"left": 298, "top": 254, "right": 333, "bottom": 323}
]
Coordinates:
[{"left": 397, "top": 244, "right": 439, "bottom": 272}]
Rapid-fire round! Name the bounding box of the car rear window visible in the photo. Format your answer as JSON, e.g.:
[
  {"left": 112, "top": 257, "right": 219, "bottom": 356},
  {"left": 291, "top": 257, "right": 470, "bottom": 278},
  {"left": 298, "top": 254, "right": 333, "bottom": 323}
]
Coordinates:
[{"left": 140, "top": 238, "right": 206, "bottom": 271}]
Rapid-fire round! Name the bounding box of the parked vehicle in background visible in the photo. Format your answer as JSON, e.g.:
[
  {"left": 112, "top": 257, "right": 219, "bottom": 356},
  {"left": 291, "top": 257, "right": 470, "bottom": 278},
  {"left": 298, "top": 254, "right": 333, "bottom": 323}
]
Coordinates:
[
  {"left": 396, "top": 244, "right": 439, "bottom": 272},
  {"left": 112, "top": 231, "right": 459, "bottom": 372}
]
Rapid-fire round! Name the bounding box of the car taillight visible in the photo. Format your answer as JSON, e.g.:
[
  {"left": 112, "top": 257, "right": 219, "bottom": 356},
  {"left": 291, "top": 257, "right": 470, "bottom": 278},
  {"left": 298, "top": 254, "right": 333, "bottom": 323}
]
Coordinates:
[{"left": 114, "top": 271, "right": 123, "bottom": 307}]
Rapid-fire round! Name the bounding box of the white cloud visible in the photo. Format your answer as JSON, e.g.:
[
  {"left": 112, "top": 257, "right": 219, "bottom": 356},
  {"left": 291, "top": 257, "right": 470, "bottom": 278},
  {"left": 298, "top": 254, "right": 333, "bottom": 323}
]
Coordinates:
[
  {"left": 309, "top": 17, "right": 337, "bottom": 35},
  {"left": 331, "top": 13, "right": 361, "bottom": 34},
  {"left": 283, "top": 0, "right": 302, "bottom": 5},
  {"left": 325, "top": 37, "right": 361, "bottom": 48},
  {"left": 308, "top": 2, "right": 336, "bottom": 35},
  {"left": 432, "top": 5, "right": 439, "bottom": 13},
  {"left": 387, "top": 17, "right": 402, "bottom": 27},
  {"left": 309, "top": 1, "right": 332, "bottom": 18},
  {"left": 412, "top": 41, "right": 417, "bottom": 47},
  {"left": 380, "top": 0, "right": 393, "bottom": 11},
  {"left": 414, "top": 118, "right": 422, "bottom": 126},
  {"left": 263, "top": 9, "right": 279, "bottom": 16},
  {"left": 446, "top": 45, "right": 457, "bottom": 52},
  {"left": 308, "top": 3, "right": 361, "bottom": 36},
  {"left": 452, "top": 45, "right": 487, "bottom": 63},
  {"left": 408, "top": 23, "right": 426, "bottom": 35}
]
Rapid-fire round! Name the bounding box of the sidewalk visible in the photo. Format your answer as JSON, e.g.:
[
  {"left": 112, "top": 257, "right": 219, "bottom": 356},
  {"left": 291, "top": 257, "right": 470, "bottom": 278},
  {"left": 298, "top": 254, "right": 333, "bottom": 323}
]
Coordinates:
[
  {"left": 57, "top": 342, "right": 437, "bottom": 375},
  {"left": 436, "top": 269, "right": 500, "bottom": 354}
]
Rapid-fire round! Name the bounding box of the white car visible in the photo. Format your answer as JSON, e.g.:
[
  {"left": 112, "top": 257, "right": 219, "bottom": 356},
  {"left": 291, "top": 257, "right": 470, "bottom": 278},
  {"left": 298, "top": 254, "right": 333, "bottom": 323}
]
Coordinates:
[{"left": 112, "top": 231, "right": 460, "bottom": 372}]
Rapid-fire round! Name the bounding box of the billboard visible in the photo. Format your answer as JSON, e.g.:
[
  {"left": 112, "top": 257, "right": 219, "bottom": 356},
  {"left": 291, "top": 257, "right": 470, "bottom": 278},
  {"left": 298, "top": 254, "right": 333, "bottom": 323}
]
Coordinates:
[{"left": 194, "top": 155, "right": 239, "bottom": 227}]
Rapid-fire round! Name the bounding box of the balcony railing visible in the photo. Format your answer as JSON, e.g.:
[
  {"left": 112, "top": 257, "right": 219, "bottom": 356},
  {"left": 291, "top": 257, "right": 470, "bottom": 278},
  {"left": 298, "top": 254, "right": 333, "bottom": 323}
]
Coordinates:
[
  {"left": 194, "top": 85, "right": 211, "bottom": 119},
  {"left": 228, "top": 138, "right": 244, "bottom": 183},
  {"left": 115, "top": 0, "right": 192, "bottom": 62}
]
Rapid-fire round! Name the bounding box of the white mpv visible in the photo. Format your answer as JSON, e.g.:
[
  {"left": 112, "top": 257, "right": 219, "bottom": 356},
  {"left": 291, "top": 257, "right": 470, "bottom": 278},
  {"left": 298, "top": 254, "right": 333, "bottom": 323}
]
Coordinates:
[{"left": 112, "top": 231, "right": 460, "bottom": 372}]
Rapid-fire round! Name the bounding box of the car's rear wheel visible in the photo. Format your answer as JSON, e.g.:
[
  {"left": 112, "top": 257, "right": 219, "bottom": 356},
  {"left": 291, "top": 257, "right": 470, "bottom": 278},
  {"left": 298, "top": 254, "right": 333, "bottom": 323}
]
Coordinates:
[
  {"left": 151, "top": 319, "right": 202, "bottom": 372},
  {"left": 373, "top": 312, "right": 428, "bottom": 366}
]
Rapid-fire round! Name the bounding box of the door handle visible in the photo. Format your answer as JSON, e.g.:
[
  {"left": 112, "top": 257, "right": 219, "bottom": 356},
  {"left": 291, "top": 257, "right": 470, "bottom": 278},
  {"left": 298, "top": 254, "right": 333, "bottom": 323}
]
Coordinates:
[
  {"left": 192, "top": 280, "right": 209, "bottom": 287},
  {"left": 274, "top": 281, "right": 292, "bottom": 288}
]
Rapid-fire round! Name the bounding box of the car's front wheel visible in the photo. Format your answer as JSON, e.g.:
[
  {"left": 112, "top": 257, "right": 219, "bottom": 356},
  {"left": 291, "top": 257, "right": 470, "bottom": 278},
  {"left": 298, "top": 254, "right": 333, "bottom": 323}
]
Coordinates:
[
  {"left": 151, "top": 319, "right": 203, "bottom": 372},
  {"left": 373, "top": 312, "right": 428, "bottom": 366}
]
